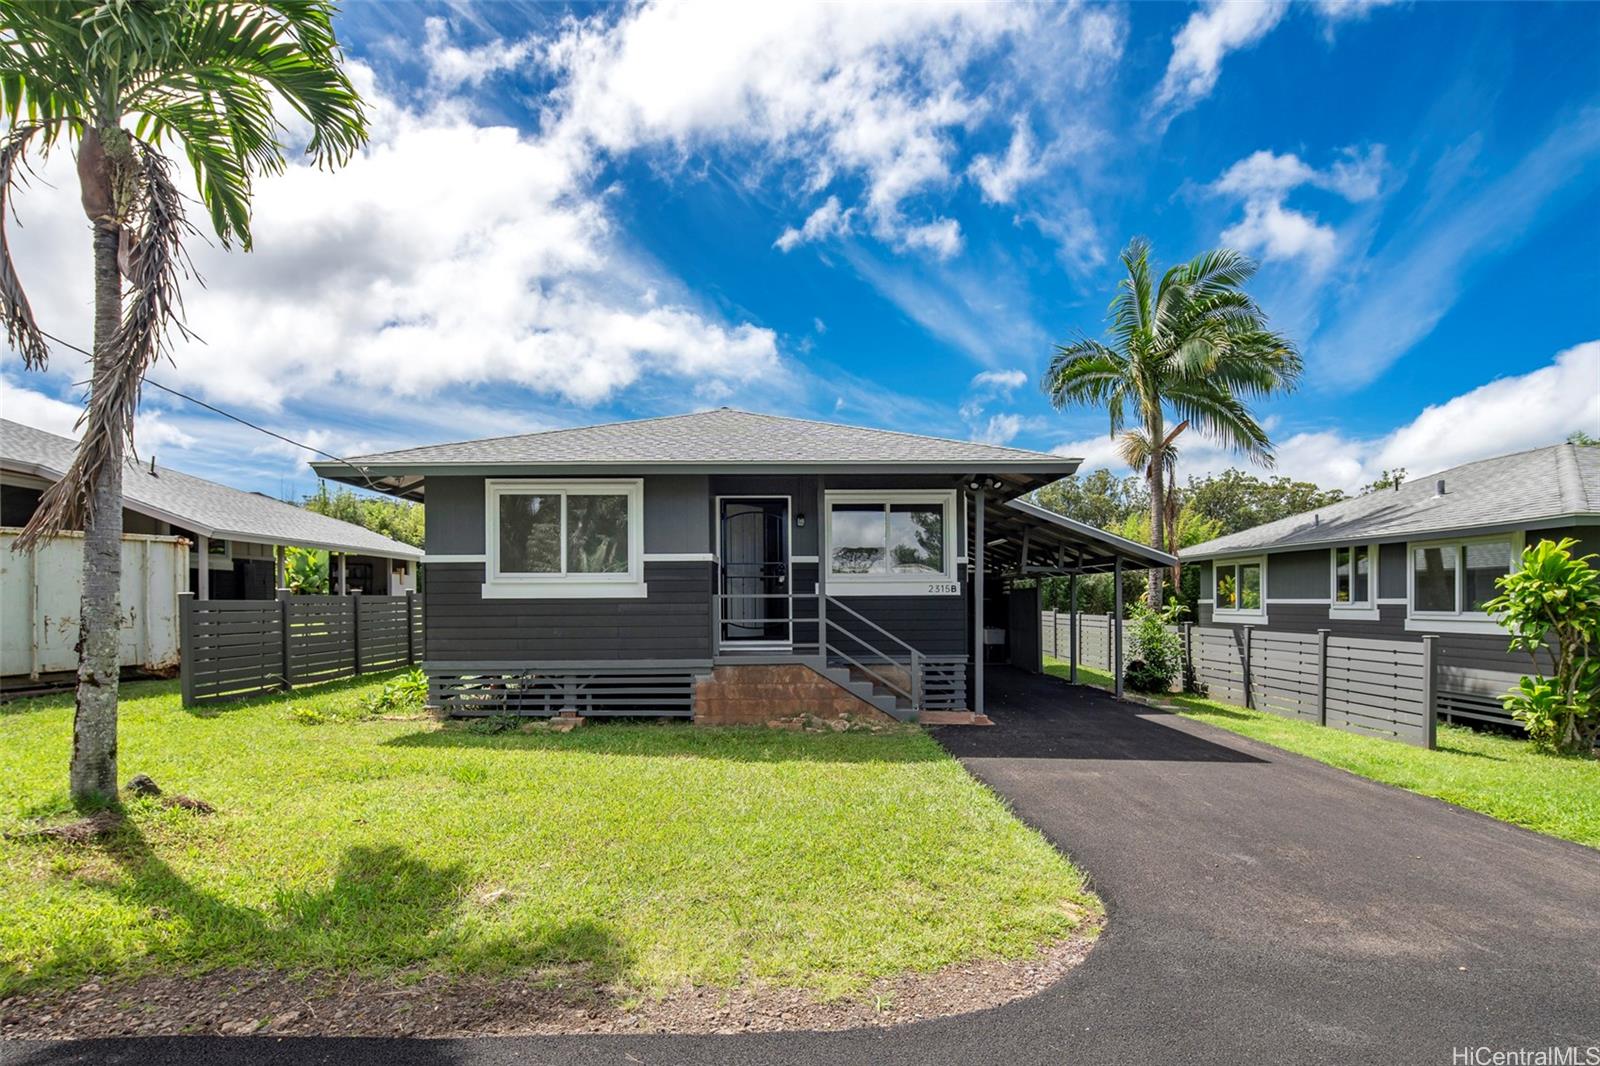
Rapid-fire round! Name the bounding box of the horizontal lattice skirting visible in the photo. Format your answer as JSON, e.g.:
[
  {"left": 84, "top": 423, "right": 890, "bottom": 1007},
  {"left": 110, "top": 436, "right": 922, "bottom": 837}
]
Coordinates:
[
  {"left": 425, "top": 661, "right": 708, "bottom": 717},
  {"left": 919, "top": 657, "right": 969, "bottom": 710},
  {"left": 1435, "top": 690, "right": 1515, "bottom": 727}
]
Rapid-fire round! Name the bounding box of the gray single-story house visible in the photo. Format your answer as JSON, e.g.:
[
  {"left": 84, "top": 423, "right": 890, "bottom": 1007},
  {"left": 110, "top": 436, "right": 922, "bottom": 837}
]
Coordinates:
[
  {"left": 1181, "top": 442, "right": 1599, "bottom": 723},
  {"left": 311, "top": 407, "right": 1174, "bottom": 723},
  {"left": 1, "top": 418, "right": 422, "bottom": 598}
]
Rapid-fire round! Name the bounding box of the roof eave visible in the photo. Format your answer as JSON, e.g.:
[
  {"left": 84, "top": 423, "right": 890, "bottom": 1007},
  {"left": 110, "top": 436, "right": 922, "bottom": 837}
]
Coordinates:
[{"left": 1181, "top": 511, "right": 1600, "bottom": 560}]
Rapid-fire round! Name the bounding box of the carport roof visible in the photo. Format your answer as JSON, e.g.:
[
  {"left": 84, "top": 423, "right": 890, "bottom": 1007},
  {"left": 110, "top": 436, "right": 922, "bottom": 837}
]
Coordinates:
[{"left": 983, "top": 497, "right": 1176, "bottom": 575}]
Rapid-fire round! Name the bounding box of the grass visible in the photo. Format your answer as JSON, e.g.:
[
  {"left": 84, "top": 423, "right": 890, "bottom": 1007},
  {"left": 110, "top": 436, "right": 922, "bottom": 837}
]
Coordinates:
[
  {"left": 0, "top": 674, "right": 1097, "bottom": 999},
  {"left": 1046, "top": 656, "right": 1600, "bottom": 849}
]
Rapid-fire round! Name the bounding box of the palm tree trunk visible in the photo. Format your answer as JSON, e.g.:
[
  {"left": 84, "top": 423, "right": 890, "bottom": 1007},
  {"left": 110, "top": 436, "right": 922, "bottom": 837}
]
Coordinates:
[
  {"left": 69, "top": 218, "right": 124, "bottom": 804},
  {"left": 1148, "top": 454, "right": 1165, "bottom": 608}
]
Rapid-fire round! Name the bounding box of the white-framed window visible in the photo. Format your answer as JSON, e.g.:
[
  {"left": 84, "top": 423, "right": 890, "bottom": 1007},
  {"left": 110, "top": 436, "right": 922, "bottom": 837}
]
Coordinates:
[
  {"left": 825, "top": 489, "right": 958, "bottom": 596},
  {"left": 1212, "top": 557, "right": 1266, "bottom": 620},
  {"left": 483, "top": 478, "right": 645, "bottom": 599},
  {"left": 1329, "top": 543, "right": 1380, "bottom": 618},
  {"left": 1405, "top": 532, "right": 1520, "bottom": 631}
]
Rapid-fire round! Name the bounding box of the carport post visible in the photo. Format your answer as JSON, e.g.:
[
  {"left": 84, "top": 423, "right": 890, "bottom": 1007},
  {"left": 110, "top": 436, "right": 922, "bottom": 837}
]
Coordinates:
[
  {"left": 1112, "top": 557, "right": 1124, "bottom": 698},
  {"left": 1068, "top": 574, "right": 1079, "bottom": 684},
  {"left": 972, "top": 488, "right": 985, "bottom": 718},
  {"left": 196, "top": 535, "right": 210, "bottom": 600}
]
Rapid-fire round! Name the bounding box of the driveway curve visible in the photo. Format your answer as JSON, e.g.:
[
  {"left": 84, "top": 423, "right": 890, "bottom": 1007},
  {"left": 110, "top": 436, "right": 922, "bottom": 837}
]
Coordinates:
[{"left": 12, "top": 667, "right": 1600, "bottom": 1066}]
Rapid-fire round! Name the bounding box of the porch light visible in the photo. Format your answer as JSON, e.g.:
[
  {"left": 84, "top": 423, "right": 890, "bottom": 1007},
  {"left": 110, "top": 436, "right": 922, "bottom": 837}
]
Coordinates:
[{"left": 795, "top": 512, "right": 806, "bottom": 527}]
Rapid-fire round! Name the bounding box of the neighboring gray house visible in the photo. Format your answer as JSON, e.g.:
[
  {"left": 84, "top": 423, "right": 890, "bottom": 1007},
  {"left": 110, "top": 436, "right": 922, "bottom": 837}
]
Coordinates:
[
  {"left": 1, "top": 418, "right": 422, "bottom": 599},
  {"left": 312, "top": 407, "right": 1173, "bottom": 722},
  {"left": 1181, "top": 442, "right": 1600, "bottom": 722}
]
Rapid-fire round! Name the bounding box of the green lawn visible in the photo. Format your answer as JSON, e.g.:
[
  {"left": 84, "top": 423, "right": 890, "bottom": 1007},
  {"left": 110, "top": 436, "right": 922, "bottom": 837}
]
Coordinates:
[
  {"left": 1046, "top": 657, "right": 1600, "bottom": 848},
  {"left": 0, "top": 675, "right": 1097, "bottom": 999}
]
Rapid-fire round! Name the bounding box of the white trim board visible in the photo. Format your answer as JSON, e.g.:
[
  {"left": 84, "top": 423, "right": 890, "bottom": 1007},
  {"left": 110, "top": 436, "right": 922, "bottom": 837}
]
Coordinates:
[
  {"left": 642, "top": 552, "right": 715, "bottom": 562},
  {"left": 423, "top": 554, "right": 486, "bottom": 564}
]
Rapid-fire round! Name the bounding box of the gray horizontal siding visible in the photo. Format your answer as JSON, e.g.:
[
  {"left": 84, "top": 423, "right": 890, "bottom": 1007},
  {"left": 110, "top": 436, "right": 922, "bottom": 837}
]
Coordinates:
[{"left": 422, "top": 560, "right": 713, "bottom": 661}]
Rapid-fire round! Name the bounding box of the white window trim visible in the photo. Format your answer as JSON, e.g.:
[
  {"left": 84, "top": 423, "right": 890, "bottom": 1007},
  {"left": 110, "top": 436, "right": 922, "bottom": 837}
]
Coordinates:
[
  {"left": 1329, "top": 542, "right": 1380, "bottom": 620},
  {"left": 483, "top": 478, "right": 646, "bottom": 599},
  {"left": 1403, "top": 531, "right": 1522, "bottom": 632},
  {"left": 1212, "top": 555, "right": 1268, "bottom": 622},
  {"left": 824, "top": 489, "right": 959, "bottom": 597}
]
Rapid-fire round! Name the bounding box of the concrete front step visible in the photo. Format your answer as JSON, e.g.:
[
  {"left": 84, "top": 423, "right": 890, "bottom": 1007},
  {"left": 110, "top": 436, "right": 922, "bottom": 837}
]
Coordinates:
[{"left": 819, "top": 665, "right": 916, "bottom": 721}]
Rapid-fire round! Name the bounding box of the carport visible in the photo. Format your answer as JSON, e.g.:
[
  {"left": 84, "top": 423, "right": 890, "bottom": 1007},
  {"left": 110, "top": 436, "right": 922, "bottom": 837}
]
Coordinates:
[{"left": 971, "top": 495, "right": 1176, "bottom": 706}]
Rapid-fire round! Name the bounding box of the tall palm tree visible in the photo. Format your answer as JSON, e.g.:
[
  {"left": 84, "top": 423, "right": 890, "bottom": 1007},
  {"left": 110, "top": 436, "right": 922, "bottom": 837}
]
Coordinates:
[
  {"left": 0, "top": 1, "right": 366, "bottom": 804},
  {"left": 1044, "top": 237, "right": 1301, "bottom": 606}
]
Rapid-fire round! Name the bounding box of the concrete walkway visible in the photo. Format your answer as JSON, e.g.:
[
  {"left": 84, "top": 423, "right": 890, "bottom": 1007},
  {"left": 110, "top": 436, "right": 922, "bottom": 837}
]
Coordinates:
[{"left": 12, "top": 668, "right": 1600, "bottom": 1065}]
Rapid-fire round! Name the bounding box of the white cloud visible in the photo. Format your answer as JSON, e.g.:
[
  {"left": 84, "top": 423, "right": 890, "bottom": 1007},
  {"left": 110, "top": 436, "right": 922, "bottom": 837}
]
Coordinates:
[
  {"left": 900, "top": 218, "right": 964, "bottom": 260},
  {"left": 1153, "top": 1, "right": 1287, "bottom": 115},
  {"left": 421, "top": 16, "right": 535, "bottom": 88},
  {"left": 971, "top": 368, "right": 1029, "bottom": 393},
  {"left": 970, "top": 121, "right": 1046, "bottom": 205},
  {"left": 2, "top": 377, "right": 196, "bottom": 453},
  {"left": 2, "top": 60, "right": 784, "bottom": 416},
  {"left": 1213, "top": 146, "right": 1385, "bottom": 269},
  {"left": 544, "top": 1, "right": 1029, "bottom": 254},
  {"left": 1052, "top": 341, "right": 1600, "bottom": 492},
  {"left": 774, "top": 196, "right": 854, "bottom": 252},
  {"left": 973, "top": 412, "right": 1025, "bottom": 446},
  {"left": 1311, "top": 0, "right": 1404, "bottom": 26}
]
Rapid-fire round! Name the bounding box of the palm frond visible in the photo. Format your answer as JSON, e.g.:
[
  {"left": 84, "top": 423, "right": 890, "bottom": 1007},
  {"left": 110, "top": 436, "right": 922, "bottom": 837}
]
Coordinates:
[
  {"left": 17, "top": 142, "right": 196, "bottom": 547},
  {"left": 0, "top": 124, "right": 48, "bottom": 368}
]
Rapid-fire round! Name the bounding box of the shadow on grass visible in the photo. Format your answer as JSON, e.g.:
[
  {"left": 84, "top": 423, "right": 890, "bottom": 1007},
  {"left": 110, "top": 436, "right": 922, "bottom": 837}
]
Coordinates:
[
  {"left": 4, "top": 819, "right": 633, "bottom": 998},
  {"left": 382, "top": 722, "right": 946, "bottom": 764}
]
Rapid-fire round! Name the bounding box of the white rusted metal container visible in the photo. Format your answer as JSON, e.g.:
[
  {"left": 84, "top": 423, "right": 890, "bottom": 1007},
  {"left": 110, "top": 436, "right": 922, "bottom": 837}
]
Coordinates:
[{"left": 1, "top": 529, "right": 187, "bottom": 679}]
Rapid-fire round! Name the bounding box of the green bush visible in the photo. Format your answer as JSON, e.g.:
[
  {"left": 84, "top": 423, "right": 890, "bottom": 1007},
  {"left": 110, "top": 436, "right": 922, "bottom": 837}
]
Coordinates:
[
  {"left": 363, "top": 668, "right": 428, "bottom": 714},
  {"left": 1123, "top": 600, "right": 1186, "bottom": 694},
  {"left": 283, "top": 546, "right": 328, "bottom": 595},
  {"left": 1482, "top": 538, "right": 1600, "bottom": 756}
]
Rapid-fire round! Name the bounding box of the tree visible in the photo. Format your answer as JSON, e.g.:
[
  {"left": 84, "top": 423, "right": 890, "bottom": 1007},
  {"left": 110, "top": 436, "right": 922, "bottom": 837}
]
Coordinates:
[
  {"left": 1184, "top": 469, "right": 1346, "bottom": 536},
  {"left": 1, "top": 1, "right": 366, "bottom": 804},
  {"left": 303, "top": 481, "right": 424, "bottom": 548},
  {"left": 1568, "top": 431, "right": 1599, "bottom": 447},
  {"left": 1033, "top": 468, "right": 1148, "bottom": 531},
  {"left": 1360, "top": 468, "right": 1407, "bottom": 495},
  {"left": 1483, "top": 538, "right": 1600, "bottom": 755},
  {"left": 1043, "top": 237, "right": 1302, "bottom": 605}
]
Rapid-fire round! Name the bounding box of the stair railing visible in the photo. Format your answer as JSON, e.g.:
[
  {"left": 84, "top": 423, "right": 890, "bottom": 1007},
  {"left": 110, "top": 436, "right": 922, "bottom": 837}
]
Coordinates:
[{"left": 822, "top": 595, "right": 921, "bottom": 711}]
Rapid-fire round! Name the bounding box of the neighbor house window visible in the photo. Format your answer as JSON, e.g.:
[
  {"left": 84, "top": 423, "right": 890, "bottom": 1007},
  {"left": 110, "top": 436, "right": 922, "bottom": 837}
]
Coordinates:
[
  {"left": 825, "top": 490, "right": 956, "bottom": 595},
  {"left": 485, "top": 479, "right": 643, "bottom": 597},
  {"left": 1332, "top": 544, "right": 1372, "bottom": 606},
  {"left": 1408, "top": 536, "right": 1515, "bottom": 617},
  {"left": 1213, "top": 558, "right": 1264, "bottom": 615}
]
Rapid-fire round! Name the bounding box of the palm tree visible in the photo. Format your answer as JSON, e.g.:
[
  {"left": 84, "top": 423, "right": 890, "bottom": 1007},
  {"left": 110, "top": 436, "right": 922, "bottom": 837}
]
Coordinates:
[
  {"left": 0, "top": 1, "right": 366, "bottom": 804},
  {"left": 1044, "top": 237, "right": 1301, "bottom": 606}
]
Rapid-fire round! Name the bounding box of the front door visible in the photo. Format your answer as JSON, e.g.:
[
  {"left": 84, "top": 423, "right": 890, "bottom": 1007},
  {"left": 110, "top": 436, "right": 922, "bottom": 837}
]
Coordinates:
[{"left": 719, "top": 497, "right": 790, "bottom": 646}]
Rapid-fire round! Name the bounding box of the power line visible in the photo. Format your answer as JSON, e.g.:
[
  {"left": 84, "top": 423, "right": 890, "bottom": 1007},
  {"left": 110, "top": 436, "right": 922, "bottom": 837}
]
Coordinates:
[{"left": 33, "top": 328, "right": 383, "bottom": 491}]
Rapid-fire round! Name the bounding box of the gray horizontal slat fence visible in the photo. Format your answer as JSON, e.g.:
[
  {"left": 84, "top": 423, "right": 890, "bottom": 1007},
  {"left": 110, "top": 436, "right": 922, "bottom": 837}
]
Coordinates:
[
  {"left": 1041, "top": 611, "right": 1114, "bottom": 673},
  {"left": 181, "top": 591, "right": 419, "bottom": 707},
  {"left": 1248, "top": 629, "right": 1321, "bottom": 723},
  {"left": 1180, "top": 622, "right": 1436, "bottom": 748}
]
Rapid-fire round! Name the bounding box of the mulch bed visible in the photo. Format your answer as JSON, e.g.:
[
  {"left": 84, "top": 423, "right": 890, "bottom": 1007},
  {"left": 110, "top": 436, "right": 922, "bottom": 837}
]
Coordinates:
[{"left": 0, "top": 928, "right": 1099, "bottom": 1039}]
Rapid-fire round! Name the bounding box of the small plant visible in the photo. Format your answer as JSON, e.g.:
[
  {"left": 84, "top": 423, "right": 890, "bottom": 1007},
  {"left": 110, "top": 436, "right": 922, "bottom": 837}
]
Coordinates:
[
  {"left": 283, "top": 547, "right": 329, "bottom": 595},
  {"left": 288, "top": 704, "right": 328, "bottom": 726},
  {"left": 1123, "top": 599, "right": 1186, "bottom": 694},
  {"left": 1482, "top": 538, "right": 1600, "bottom": 756},
  {"left": 364, "top": 668, "right": 429, "bottom": 715}
]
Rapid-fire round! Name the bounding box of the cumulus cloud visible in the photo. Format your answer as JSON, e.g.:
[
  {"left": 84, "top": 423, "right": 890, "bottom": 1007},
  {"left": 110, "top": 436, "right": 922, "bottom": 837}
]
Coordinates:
[
  {"left": 900, "top": 218, "right": 964, "bottom": 260},
  {"left": 1213, "top": 146, "right": 1385, "bottom": 269},
  {"left": 971, "top": 368, "right": 1029, "bottom": 393},
  {"left": 421, "top": 16, "right": 535, "bottom": 88},
  {"left": 1053, "top": 341, "right": 1600, "bottom": 492}
]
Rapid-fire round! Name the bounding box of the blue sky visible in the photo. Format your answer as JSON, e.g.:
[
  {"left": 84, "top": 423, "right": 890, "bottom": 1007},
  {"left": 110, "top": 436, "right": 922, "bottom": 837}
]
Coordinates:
[{"left": 3, "top": 0, "right": 1597, "bottom": 499}]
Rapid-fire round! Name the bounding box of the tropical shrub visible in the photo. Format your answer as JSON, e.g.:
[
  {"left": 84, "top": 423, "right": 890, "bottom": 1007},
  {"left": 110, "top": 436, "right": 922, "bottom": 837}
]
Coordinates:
[
  {"left": 365, "top": 668, "right": 429, "bottom": 714},
  {"left": 283, "top": 546, "right": 329, "bottom": 595},
  {"left": 1482, "top": 538, "right": 1600, "bottom": 756},
  {"left": 1124, "top": 600, "right": 1186, "bottom": 694}
]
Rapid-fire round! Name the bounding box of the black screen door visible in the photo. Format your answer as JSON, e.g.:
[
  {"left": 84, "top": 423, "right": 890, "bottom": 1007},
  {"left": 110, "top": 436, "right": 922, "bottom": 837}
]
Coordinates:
[{"left": 719, "top": 498, "right": 790, "bottom": 645}]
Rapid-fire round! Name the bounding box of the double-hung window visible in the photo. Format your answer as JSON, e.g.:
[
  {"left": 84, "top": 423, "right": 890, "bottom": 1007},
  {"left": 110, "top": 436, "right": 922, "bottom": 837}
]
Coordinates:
[
  {"left": 484, "top": 479, "right": 645, "bottom": 598},
  {"left": 1406, "top": 534, "right": 1517, "bottom": 629},
  {"left": 1212, "top": 557, "right": 1265, "bottom": 619},
  {"left": 825, "top": 490, "right": 957, "bottom": 595}
]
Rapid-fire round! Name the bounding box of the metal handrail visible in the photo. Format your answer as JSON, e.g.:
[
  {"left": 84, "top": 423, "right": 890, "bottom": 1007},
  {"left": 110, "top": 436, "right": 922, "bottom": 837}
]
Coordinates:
[
  {"left": 822, "top": 594, "right": 918, "bottom": 659},
  {"left": 823, "top": 642, "right": 913, "bottom": 705}
]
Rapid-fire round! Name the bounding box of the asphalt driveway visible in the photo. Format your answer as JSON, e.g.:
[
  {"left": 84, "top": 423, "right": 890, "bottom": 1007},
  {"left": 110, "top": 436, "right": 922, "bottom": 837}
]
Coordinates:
[{"left": 10, "top": 668, "right": 1599, "bottom": 1066}]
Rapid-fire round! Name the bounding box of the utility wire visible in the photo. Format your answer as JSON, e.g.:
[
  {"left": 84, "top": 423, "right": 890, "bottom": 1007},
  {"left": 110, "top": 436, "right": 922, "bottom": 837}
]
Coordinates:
[{"left": 32, "top": 328, "right": 384, "bottom": 491}]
